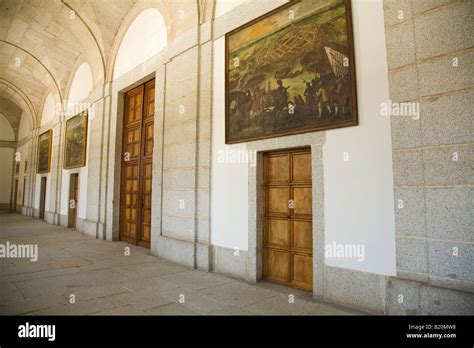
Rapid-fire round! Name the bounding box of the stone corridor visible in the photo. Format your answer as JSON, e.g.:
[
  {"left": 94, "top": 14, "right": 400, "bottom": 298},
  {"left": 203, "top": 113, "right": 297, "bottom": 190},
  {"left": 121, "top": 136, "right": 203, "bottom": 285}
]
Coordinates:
[{"left": 0, "top": 212, "right": 360, "bottom": 315}]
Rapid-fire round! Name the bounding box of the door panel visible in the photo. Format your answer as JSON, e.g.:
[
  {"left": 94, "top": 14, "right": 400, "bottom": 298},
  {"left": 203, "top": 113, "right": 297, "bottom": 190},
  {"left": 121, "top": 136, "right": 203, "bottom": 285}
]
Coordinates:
[
  {"left": 291, "top": 152, "right": 312, "bottom": 182},
  {"left": 263, "top": 148, "right": 313, "bottom": 291},
  {"left": 293, "top": 254, "right": 313, "bottom": 285},
  {"left": 266, "top": 218, "right": 289, "bottom": 248},
  {"left": 267, "top": 187, "right": 289, "bottom": 216},
  {"left": 265, "top": 249, "right": 290, "bottom": 281},
  {"left": 120, "top": 79, "right": 155, "bottom": 248},
  {"left": 292, "top": 186, "right": 312, "bottom": 216},
  {"left": 292, "top": 220, "right": 312, "bottom": 251},
  {"left": 266, "top": 154, "right": 289, "bottom": 183}
]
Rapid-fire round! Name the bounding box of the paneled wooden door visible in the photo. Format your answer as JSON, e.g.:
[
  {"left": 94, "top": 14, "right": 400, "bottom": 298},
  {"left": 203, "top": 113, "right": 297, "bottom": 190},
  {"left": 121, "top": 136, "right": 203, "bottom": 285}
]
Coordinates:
[
  {"left": 12, "top": 178, "right": 18, "bottom": 212},
  {"left": 263, "top": 148, "right": 313, "bottom": 291},
  {"left": 120, "top": 79, "right": 155, "bottom": 249},
  {"left": 39, "top": 177, "right": 46, "bottom": 219},
  {"left": 68, "top": 173, "right": 78, "bottom": 228}
]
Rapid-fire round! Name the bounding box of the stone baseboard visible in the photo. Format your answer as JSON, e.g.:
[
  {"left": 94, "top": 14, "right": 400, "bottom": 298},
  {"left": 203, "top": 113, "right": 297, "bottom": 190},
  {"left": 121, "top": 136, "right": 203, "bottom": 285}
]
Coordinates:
[
  {"left": 311, "top": 265, "right": 474, "bottom": 315},
  {"left": 44, "top": 211, "right": 58, "bottom": 225},
  {"left": 152, "top": 235, "right": 212, "bottom": 271},
  {"left": 76, "top": 218, "right": 105, "bottom": 239},
  {"left": 59, "top": 214, "right": 68, "bottom": 228},
  {"left": 320, "top": 266, "right": 386, "bottom": 314},
  {"left": 387, "top": 277, "right": 474, "bottom": 315},
  {"left": 213, "top": 244, "right": 248, "bottom": 281}
]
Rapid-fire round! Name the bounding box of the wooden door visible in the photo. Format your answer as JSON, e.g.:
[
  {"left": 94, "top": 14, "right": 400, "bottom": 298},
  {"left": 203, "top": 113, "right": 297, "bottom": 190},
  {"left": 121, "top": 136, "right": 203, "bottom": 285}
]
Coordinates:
[
  {"left": 68, "top": 173, "right": 79, "bottom": 228},
  {"left": 12, "top": 179, "right": 18, "bottom": 212},
  {"left": 22, "top": 178, "right": 26, "bottom": 206},
  {"left": 120, "top": 79, "right": 155, "bottom": 248},
  {"left": 263, "top": 148, "right": 313, "bottom": 291},
  {"left": 39, "top": 177, "right": 46, "bottom": 219}
]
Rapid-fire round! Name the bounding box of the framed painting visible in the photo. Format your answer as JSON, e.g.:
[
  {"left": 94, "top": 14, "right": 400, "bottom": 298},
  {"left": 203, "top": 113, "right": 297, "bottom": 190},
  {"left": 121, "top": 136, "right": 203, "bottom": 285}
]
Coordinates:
[
  {"left": 37, "top": 130, "right": 52, "bottom": 174},
  {"left": 225, "top": 0, "right": 358, "bottom": 144},
  {"left": 64, "top": 111, "right": 88, "bottom": 169}
]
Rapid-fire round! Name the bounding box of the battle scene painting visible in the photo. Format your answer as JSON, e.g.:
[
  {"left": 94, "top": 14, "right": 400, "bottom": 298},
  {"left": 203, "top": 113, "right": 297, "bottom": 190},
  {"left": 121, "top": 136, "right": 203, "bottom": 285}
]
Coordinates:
[
  {"left": 64, "top": 112, "right": 88, "bottom": 169},
  {"left": 225, "top": 0, "right": 357, "bottom": 143}
]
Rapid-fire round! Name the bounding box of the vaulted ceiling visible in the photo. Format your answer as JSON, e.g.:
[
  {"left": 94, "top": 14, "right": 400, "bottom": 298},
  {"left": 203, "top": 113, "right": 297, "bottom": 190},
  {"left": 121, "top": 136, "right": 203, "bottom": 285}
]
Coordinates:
[
  {"left": 0, "top": 0, "right": 139, "bottom": 128},
  {"left": 0, "top": 0, "right": 211, "bottom": 134}
]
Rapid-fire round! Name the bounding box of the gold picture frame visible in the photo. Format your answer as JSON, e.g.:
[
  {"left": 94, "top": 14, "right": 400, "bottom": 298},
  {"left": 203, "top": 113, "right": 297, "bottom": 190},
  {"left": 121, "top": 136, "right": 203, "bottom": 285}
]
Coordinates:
[
  {"left": 37, "top": 129, "right": 52, "bottom": 174},
  {"left": 64, "top": 111, "right": 88, "bottom": 169},
  {"left": 225, "top": 0, "right": 358, "bottom": 144}
]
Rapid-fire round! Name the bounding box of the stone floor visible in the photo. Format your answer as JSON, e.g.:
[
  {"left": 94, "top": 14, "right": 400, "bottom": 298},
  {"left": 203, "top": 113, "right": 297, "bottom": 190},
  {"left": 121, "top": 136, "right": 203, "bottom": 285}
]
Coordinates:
[{"left": 0, "top": 212, "right": 362, "bottom": 315}]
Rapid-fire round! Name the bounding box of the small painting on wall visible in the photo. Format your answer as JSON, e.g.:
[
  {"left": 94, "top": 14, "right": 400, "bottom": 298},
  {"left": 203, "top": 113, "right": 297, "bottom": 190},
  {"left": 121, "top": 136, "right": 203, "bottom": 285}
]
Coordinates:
[
  {"left": 64, "top": 112, "right": 88, "bottom": 169},
  {"left": 225, "top": 0, "right": 358, "bottom": 144},
  {"left": 37, "top": 130, "right": 52, "bottom": 174}
]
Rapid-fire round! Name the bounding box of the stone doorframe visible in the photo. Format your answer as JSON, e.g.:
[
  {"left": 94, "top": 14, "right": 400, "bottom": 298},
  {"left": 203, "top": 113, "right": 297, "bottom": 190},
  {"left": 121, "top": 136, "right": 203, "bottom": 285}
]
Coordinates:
[
  {"left": 106, "top": 54, "right": 168, "bottom": 246},
  {"left": 246, "top": 131, "right": 326, "bottom": 298}
]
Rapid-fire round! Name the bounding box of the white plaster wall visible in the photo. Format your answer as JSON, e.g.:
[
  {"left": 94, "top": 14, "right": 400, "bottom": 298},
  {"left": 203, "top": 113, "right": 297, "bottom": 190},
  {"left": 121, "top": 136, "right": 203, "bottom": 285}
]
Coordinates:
[
  {"left": 211, "top": 0, "right": 396, "bottom": 275},
  {"left": 215, "top": 0, "right": 249, "bottom": 17},
  {"left": 211, "top": 37, "right": 249, "bottom": 251},
  {"left": 18, "top": 113, "right": 31, "bottom": 141},
  {"left": 0, "top": 148, "right": 13, "bottom": 204},
  {"left": 40, "top": 93, "right": 56, "bottom": 127},
  {"left": 322, "top": 0, "right": 395, "bottom": 276},
  {"left": 67, "top": 62, "right": 93, "bottom": 109},
  {"left": 114, "top": 8, "right": 167, "bottom": 80},
  {"left": 59, "top": 63, "right": 94, "bottom": 220},
  {"left": 0, "top": 114, "right": 14, "bottom": 140}
]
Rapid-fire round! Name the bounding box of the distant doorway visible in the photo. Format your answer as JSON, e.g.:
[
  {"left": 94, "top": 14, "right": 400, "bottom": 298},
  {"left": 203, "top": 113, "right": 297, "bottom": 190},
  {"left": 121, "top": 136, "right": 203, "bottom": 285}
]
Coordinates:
[
  {"left": 12, "top": 178, "right": 18, "bottom": 212},
  {"left": 39, "top": 177, "right": 47, "bottom": 219},
  {"left": 68, "top": 173, "right": 79, "bottom": 228},
  {"left": 22, "top": 178, "right": 26, "bottom": 207}
]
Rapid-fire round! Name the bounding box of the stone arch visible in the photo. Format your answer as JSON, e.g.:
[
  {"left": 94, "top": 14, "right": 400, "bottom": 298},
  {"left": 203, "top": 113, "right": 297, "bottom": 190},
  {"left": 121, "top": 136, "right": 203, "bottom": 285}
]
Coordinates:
[
  {"left": 59, "top": 1, "right": 107, "bottom": 88},
  {"left": 0, "top": 79, "right": 37, "bottom": 130},
  {"left": 198, "top": 0, "right": 215, "bottom": 24}
]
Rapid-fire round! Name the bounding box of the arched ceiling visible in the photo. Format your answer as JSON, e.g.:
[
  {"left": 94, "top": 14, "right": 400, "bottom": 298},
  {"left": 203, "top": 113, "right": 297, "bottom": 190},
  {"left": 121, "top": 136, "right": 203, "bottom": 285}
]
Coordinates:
[
  {"left": 0, "top": 95, "right": 22, "bottom": 140},
  {"left": 0, "top": 0, "right": 208, "bottom": 130},
  {"left": 0, "top": 0, "right": 138, "bottom": 128}
]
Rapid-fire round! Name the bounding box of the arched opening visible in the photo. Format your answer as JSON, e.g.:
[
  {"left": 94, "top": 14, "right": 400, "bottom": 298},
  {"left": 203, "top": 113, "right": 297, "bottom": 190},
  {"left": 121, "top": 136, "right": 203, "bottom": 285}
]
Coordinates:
[
  {"left": 67, "top": 62, "right": 93, "bottom": 112},
  {"left": 18, "top": 112, "right": 32, "bottom": 141},
  {"left": 215, "top": 0, "right": 248, "bottom": 18},
  {"left": 40, "top": 93, "right": 57, "bottom": 127},
  {"left": 0, "top": 113, "right": 14, "bottom": 141},
  {"left": 0, "top": 113, "right": 14, "bottom": 210},
  {"left": 113, "top": 8, "right": 167, "bottom": 80}
]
